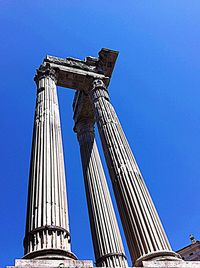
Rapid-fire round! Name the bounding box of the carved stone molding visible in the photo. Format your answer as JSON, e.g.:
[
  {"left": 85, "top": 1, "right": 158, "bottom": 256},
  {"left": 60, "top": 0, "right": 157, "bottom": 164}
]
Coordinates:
[
  {"left": 45, "top": 56, "right": 98, "bottom": 73},
  {"left": 34, "top": 64, "right": 58, "bottom": 86}
]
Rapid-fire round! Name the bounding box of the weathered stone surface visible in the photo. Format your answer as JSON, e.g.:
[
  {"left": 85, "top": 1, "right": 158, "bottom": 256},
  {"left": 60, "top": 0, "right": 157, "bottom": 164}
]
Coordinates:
[
  {"left": 24, "top": 66, "right": 75, "bottom": 260},
  {"left": 88, "top": 78, "right": 180, "bottom": 266},
  {"left": 7, "top": 259, "right": 93, "bottom": 268},
  {"left": 7, "top": 48, "right": 194, "bottom": 268},
  {"left": 143, "top": 260, "right": 200, "bottom": 267},
  {"left": 40, "top": 48, "right": 118, "bottom": 90},
  {"left": 23, "top": 50, "right": 182, "bottom": 264},
  {"left": 7, "top": 259, "right": 200, "bottom": 268},
  {"left": 73, "top": 91, "right": 127, "bottom": 267}
]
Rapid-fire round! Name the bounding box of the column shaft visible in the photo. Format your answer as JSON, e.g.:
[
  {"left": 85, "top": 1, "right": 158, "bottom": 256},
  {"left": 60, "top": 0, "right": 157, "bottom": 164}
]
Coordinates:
[
  {"left": 24, "top": 66, "right": 76, "bottom": 260},
  {"left": 73, "top": 92, "right": 127, "bottom": 267},
  {"left": 89, "top": 79, "right": 180, "bottom": 266}
]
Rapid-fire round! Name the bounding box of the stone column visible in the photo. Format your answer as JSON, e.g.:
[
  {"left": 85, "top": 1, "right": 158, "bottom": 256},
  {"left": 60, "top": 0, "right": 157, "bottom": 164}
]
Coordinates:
[
  {"left": 73, "top": 92, "right": 128, "bottom": 267},
  {"left": 23, "top": 65, "right": 76, "bottom": 260},
  {"left": 89, "top": 79, "right": 180, "bottom": 266}
]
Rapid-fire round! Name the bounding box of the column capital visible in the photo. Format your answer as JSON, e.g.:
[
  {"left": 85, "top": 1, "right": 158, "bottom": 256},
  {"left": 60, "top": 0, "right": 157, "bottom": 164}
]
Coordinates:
[
  {"left": 74, "top": 119, "right": 94, "bottom": 134},
  {"left": 73, "top": 91, "right": 95, "bottom": 138},
  {"left": 74, "top": 119, "right": 95, "bottom": 145},
  {"left": 92, "top": 79, "right": 107, "bottom": 89},
  {"left": 34, "top": 64, "right": 58, "bottom": 85},
  {"left": 90, "top": 78, "right": 110, "bottom": 102}
]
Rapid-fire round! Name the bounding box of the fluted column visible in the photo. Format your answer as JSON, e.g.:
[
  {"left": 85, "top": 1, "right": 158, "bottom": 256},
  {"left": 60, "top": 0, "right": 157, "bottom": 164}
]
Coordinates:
[
  {"left": 73, "top": 92, "right": 128, "bottom": 267},
  {"left": 89, "top": 79, "right": 181, "bottom": 266},
  {"left": 23, "top": 65, "right": 76, "bottom": 260}
]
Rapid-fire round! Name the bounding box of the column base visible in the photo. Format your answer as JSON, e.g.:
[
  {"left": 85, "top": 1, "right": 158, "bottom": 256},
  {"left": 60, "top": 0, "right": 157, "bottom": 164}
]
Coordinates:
[
  {"left": 7, "top": 258, "right": 93, "bottom": 268},
  {"left": 23, "top": 248, "right": 77, "bottom": 260},
  {"left": 135, "top": 250, "right": 182, "bottom": 267}
]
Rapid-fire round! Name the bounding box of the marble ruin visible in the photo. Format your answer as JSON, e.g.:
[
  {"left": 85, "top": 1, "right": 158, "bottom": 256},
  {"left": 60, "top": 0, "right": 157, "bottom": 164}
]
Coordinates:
[{"left": 7, "top": 49, "right": 199, "bottom": 268}]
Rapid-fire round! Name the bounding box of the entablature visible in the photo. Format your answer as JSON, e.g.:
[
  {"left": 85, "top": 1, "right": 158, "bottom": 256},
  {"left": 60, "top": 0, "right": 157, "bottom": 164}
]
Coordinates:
[{"left": 36, "top": 48, "right": 118, "bottom": 91}]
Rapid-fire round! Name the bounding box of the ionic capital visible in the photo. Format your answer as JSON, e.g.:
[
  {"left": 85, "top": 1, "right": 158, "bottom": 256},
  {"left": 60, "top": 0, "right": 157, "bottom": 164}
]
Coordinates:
[{"left": 34, "top": 64, "right": 58, "bottom": 86}]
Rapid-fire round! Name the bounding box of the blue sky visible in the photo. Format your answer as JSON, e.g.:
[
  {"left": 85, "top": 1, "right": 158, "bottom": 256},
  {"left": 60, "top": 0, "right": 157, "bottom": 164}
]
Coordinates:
[{"left": 1, "top": 1, "right": 200, "bottom": 267}]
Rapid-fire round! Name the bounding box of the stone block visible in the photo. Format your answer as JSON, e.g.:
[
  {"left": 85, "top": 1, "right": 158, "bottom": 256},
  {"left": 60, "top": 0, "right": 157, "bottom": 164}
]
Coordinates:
[
  {"left": 143, "top": 260, "right": 200, "bottom": 267},
  {"left": 7, "top": 259, "right": 93, "bottom": 268}
]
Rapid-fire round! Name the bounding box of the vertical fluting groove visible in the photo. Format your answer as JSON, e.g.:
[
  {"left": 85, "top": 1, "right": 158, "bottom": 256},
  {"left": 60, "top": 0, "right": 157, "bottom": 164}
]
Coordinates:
[
  {"left": 24, "top": 66, "right": 76, "bottom": 260},
  {"left": 89, "top": 79, "right": 180, "bottom": 266},
  {"left": 73, "top": 92, "right": 127, "bottom": 267}
]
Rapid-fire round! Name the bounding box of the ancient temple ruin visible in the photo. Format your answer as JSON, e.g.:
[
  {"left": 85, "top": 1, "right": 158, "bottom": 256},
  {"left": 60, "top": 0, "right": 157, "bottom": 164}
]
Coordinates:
[{"left": 7, "top": 48, "right": 198, "bottom": 268}]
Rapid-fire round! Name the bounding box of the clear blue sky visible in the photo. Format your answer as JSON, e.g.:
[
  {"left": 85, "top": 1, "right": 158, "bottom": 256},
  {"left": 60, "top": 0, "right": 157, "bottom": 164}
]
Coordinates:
[{"left": 1, "top": 1, "right": 200, "bottom": 267}]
